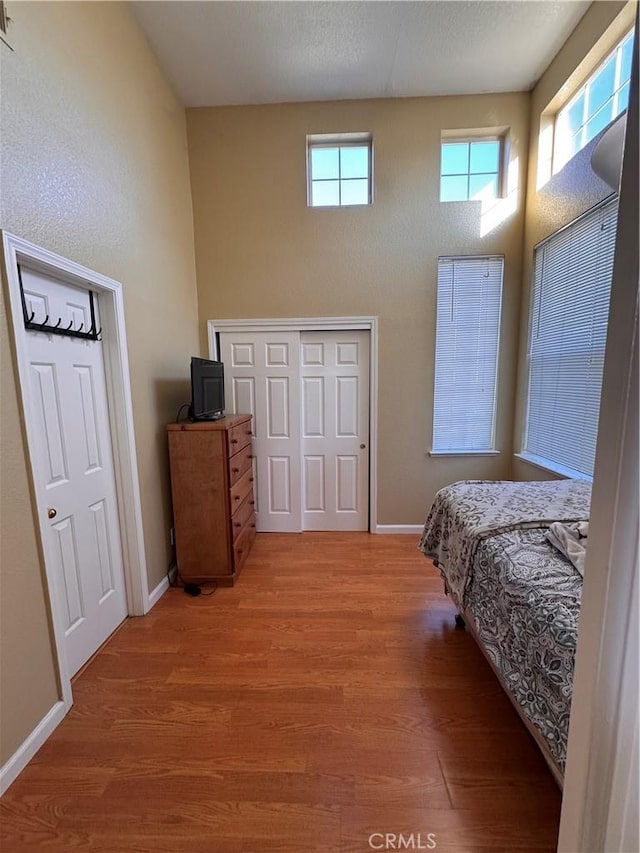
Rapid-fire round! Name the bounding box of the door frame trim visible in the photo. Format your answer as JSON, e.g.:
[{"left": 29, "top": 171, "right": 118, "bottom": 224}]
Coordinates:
[
  {"left": 208, "top": 316, "right": 379, "bottom": 532},
  {"left": 1, "top": 232, "right": 150, "bottom": 713}
]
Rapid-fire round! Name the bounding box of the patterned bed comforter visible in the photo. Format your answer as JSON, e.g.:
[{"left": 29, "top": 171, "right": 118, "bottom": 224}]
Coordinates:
[
  {"left": 419, "top": 478, "right": 591, "bottom": 774},
  {"left": 419, "top": 479, "right": 591, "bottom": 608},
  {"left": 467, "top": 529, "right": 583, "bottom": 772}
]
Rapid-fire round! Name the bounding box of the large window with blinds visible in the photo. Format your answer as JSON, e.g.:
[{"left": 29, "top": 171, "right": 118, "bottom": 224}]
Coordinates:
[
  {"left": 521, "top": 196, "right": 618, "bottom": 479},
  {"left": 432, "top": 256, "right": 504, "bottom": 454}
]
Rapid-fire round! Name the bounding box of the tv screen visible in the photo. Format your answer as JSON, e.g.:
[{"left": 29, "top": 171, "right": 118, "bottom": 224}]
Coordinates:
[{"left": 190, "top": 357, "right": 225, "bottom": 421}]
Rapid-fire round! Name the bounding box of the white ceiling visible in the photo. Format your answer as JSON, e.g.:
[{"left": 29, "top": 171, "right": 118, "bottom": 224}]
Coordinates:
[{"left": 131, "top": 1, "right": 590, "bottom": 108}]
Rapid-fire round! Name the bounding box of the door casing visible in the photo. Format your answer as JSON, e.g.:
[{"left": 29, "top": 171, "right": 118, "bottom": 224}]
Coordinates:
[
  {"left": 209, "top": 316, "right": 379, "bottom": 533},
  {"left": 1, "top": 232, "right": 149, "bottom": 723}
]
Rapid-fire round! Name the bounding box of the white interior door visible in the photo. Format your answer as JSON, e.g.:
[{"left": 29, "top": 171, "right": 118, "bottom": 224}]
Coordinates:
[
  {"left": 22, "top": 267, "right": 128, "bottom": 676},
  {"left": 300, "top": 331, "right": 369, "bottom": 531},
  {"left": 220, "top": 331, "right": 302, "bottom": 532}
]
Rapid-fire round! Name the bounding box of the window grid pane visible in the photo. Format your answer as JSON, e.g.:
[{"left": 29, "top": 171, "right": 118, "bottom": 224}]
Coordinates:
[
  {"left": 311, "top": 180, "right": 340, "bottom": 207},
  {"left": 616, "top": 81, "right": 630, "bottom": 114},
  {"left": 523, "top": 198, "right": 618, "bottom": 477},
  {"left": 441, "top": 143, "right": 470, "bottom": 176},
  {"left": 311, "top": 147, "right": 339, "bottom": 180},
  {"left": 340, "top": 146, "right": 369, "bottom": 179},
  {"left": 309, "top": 142, "right": 371, "bottom": 207},
  {"left": 469, "top": 174, "right": 499, "bottom": 200},
  {"left": 469, "top": 141, "right": 500, "bottom": 174},
  {"left": 588, "top": 55, "right": 616, "bottom": 116},
  {"left": 432, "top": 256, "right": 504, "bottom": 452},
  {"left": 340, "top": 178, "right": 369, "bottom": 206},
  {"left": 441, "top": 175, "right": 469, "bottom": 202}
]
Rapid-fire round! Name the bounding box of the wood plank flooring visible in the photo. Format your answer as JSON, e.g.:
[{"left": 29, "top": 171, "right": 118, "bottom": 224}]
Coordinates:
[{"left": 0, "top": 533, "right": 561, "bottom": 852}]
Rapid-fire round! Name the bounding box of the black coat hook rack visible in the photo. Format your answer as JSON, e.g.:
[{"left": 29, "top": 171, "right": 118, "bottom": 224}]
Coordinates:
[{"left": 18, "top": 265, "right": 102, "bottom": 341}]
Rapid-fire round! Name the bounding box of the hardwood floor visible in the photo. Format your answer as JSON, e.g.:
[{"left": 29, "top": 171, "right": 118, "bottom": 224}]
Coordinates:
[{"left": 0, "top": 533, "right": 561, "bottom": 852}]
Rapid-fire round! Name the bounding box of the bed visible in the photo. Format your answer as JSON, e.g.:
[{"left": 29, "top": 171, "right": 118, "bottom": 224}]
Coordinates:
[{"left": 419, "top": 478, "right": 591, "bottom": 785}]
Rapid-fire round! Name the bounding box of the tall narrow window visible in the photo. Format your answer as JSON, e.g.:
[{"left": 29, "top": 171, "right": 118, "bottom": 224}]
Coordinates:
[
  {"left": 432, "top": 256, "right": 504, "bottom": 454},
  {"left": 522, "top": 197, "right": 618, "bottom": 479}
]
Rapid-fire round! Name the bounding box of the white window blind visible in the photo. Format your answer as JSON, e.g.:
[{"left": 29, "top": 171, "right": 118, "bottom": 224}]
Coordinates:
[
  {"left": 432, "top": 256, "right": 503, "bottom": 453},
  {"left": 523, "top": 197, "right": 618, "bottom": 478}
]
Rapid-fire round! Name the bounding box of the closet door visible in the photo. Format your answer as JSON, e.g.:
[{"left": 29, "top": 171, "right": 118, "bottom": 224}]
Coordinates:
[
  {"left": 219, "top": 332, "right": 301, "bottom": 532},
  {"left": 300, "top": 331, "right": 369, "bottom": 531}
]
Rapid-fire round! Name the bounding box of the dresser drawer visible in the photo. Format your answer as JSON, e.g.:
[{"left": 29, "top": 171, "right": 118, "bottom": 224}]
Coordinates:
[
  {"left": 228, "top": 442, "right": 252, "bottom": 487},
  {"left": 227, "top": 420, "right": 252, "bottom": 456},
  {"left": 230, "top": 466, "right": 254, "bottom": 514},
  {"left": 233, "top": 515, "right": 256, "bottom": 572},
  {"left": 231, "top": 495, "right": 255, "bottom": 541}
]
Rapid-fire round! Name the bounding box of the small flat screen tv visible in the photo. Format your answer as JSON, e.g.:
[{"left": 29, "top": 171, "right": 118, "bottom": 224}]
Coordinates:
[{"left": 189, "top": 357, "right": 225, "bottom": 421}]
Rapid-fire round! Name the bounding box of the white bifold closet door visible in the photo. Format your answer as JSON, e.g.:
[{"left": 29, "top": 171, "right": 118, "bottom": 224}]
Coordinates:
[{"left": 219, "top": 329, "right": 369, "bottom": 533}]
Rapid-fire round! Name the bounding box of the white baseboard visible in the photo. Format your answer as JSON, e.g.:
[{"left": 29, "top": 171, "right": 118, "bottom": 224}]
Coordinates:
[
  {"left": 0, "top": 700, "right": 67, "bottom": 795},
  {"left": 374, "top": 524, "right": 424, "bottom": 534},
  {"left": 146, "top": 575, "right": 170, "bottom": 612}
]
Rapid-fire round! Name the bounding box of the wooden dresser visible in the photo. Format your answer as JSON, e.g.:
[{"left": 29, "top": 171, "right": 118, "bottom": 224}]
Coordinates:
[{"left": 166, "top": 415, "right": 255, "bottom": 586}]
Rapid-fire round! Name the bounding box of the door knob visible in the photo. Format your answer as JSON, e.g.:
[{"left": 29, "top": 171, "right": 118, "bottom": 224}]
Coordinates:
[
  {"left": 47, "top": 508, "right": 57, "bottom": 519},
  {"left": 360, "top": 443, "right": 366, "bottom": 449}
]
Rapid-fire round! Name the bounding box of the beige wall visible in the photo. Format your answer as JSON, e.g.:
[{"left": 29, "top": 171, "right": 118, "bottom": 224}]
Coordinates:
[
  {"left": 187, "top": 94, "right": 530, "bottom": 524},
  {"left": 512, "top": 0, "right": 633, "bottom": 481},
  {"left": 0, "top": 1, "right": 199, "bottom": 763}
]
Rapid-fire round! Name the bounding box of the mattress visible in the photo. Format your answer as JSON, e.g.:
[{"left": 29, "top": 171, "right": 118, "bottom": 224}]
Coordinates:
[{"left": 466, "top": 527, "right": 582, "bottom": 772}]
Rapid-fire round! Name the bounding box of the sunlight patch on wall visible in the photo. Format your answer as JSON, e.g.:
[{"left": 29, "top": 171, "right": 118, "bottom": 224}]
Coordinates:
[
  {"left": 536, "top": 117, "right": 554, "bottom": 190},
  {"left": 480, "top": 154, "right": 519, "bottom": 238}
]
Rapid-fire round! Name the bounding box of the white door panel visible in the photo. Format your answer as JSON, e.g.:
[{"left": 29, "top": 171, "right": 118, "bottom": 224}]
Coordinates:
[
  {"left": 301, "top": 330, "right": 369, "bottom": 531},
  {"left": 336, "top": 455, "right": 359, "bottom": 512},
  {"left": 220, "top": 331, "right": 302, "bottom": 532},
  {"left": 22, "top": 267, "right": 127, "bottom": 675}
]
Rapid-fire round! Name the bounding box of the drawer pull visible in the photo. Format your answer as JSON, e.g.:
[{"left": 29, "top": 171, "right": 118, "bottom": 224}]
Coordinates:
[
  {"left": 237, "top": 548, "right": 243, "bottom": 555},
  {"left": 250, "top": 500, "right": 255, "bottom": 506},
  {"left": 249, "top": 477, "right": 254, "bottom": 483},
  {"left": 231, "top": 439, "right": 238, "bottom": 445},
  {"left": 250, "top": 523, "right": 256, "bottom": 528},
  {"left": 234, "top": 521, "right": 241, "bottom": 528},
  {"left": 234, "top": 495, "right": 241, "bottom": 501},
  {"left": 232, "top": 467, "right": 239, "bottom": 473},
  {"left": 246, "top": 430, "right": 252, "bottom": 436}
]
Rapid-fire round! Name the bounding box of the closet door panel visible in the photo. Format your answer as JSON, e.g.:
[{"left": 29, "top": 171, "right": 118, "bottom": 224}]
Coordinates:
[
  {"left": 220, "top": 331, "right": 301, "bottom": 532},
  {"left": 301, "top": 330, "right": 369, "bottom": 531}
]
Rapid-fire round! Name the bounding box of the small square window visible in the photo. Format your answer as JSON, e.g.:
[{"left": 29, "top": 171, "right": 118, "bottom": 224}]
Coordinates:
[
  {"left": 440, "top": 138, "right": 502, "bottom": 202},
  {"left": 307, "top": 135, "right": 372, "bottom": 207}
]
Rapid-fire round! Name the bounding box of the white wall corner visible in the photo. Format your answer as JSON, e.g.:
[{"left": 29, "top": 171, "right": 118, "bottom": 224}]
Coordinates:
[
  {"left": 145, "top": 575, "right": 170, "bottom": 613},
  {"left": 0, "top": 701, "right": 67, "bottom": 796}
]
